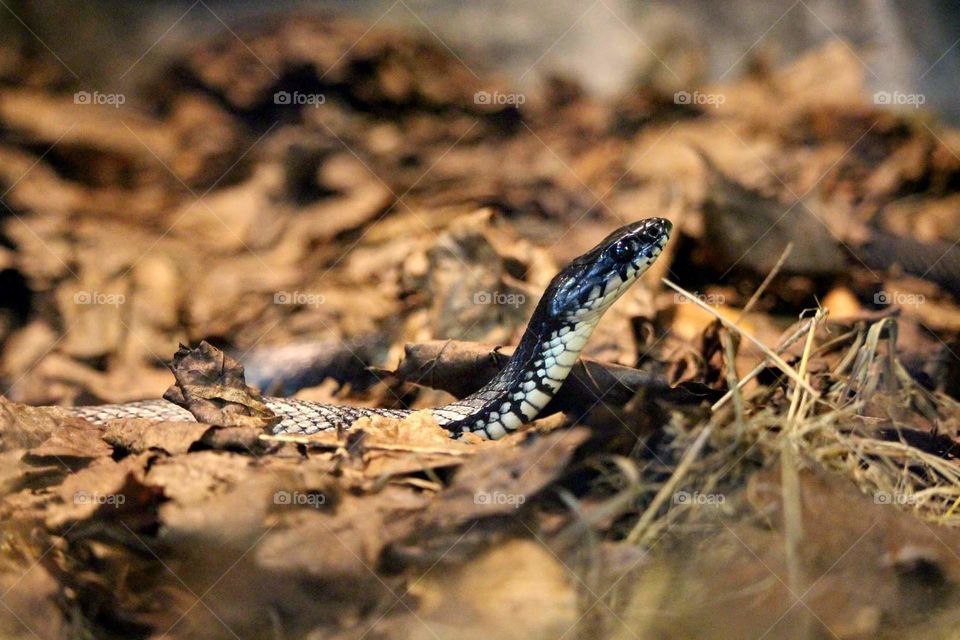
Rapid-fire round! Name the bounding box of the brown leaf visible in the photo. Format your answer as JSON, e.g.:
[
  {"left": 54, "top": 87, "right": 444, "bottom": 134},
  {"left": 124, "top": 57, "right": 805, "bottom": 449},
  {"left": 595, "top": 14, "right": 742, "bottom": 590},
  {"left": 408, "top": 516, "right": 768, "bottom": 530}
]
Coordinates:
[
  {"left": 24, "top": 423, "right": 112, "bottom": 465},
  {"left": 163, "top": 341, "right": 278, "bottom": 429},
  {"left": 697, "top": 148, "right": 847, "bottom": 276},
  {"left": 102, "top": 419, "right": 211, "bottom": 455},
  {"left": 379, "top": 430, "right": 589, "bottom": 569},
  {"left": 0, "top": 449, "right": 64, "bottom": 499},
  {"left": 388, "top": 540, "right": 578, "bottom": 640},
  {"left": 0, "top": 396, "right": 90, "bottom": 452},
  {"left": 146, "top": 450, "right": 259, "bottom": 505},
  {"left": 0, "top": 561, "right": 63, "bottom": 640},
  {"left": 424, "top": 428, "right": 589, "bottom": 525},
  {"left": 46, "top": 453, "right": 163, "bottom": 530}
]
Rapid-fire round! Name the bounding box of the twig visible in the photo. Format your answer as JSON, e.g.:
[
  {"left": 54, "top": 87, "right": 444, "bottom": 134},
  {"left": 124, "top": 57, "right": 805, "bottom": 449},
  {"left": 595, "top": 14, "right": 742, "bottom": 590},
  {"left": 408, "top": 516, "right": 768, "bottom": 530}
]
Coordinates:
[
  {"left": 721, "top": 331, "right": 745, "bottom": 435},
  {"left": 626, "top": 422, "right": 713, "bottom": 546},
  {"left": 785, "top": 311, "right": 823, "bottom": 426},
  {"left": 737, "top": 242, "right": 793, "bottom": 322},
  {"left": 780, "top": 308, "right": 825, "bottom": 640}
]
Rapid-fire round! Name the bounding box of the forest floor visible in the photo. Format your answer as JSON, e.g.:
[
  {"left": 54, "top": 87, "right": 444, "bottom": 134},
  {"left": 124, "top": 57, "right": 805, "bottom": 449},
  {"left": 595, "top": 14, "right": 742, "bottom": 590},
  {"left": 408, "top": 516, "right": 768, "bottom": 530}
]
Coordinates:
[{"left": 2, "top": 12, "right": 960, "bottom": 640}]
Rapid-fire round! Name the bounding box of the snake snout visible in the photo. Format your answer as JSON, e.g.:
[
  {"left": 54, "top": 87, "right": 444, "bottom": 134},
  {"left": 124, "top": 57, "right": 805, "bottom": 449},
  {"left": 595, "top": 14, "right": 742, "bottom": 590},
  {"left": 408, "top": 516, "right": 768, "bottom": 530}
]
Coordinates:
[{"left": 644, "top": 217, "right": 672, "bottom": 241}]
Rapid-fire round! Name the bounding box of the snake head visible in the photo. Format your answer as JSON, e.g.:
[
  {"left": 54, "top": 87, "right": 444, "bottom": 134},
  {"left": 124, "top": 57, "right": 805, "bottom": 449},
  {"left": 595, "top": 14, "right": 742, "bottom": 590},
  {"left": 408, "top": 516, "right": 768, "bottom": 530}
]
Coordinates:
[{"left": 545, "top": 217, "right": 672, "bottom": 321}]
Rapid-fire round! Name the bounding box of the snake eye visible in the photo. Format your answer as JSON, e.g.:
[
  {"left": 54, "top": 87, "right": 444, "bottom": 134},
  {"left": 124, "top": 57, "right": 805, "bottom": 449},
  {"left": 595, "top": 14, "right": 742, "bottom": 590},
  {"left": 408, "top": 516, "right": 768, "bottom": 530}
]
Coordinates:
[
  {"left": 611, "top": 238, "right": 637, "bottom": 263},
  {"left": 642, "top": 227, "right": 662, "bottom": 243}
]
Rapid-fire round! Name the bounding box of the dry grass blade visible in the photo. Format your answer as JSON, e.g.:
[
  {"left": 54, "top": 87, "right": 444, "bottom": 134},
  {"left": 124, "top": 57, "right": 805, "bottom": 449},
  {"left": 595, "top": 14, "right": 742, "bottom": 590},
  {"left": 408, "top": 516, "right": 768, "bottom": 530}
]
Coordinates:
[
  {"left": 721, "top": 331, "right": 745, "bottom": 435},
  {"left": 736, "top": 241, "right": 793, "bottom": 322},
  {"left": 626, "top": 421, "right": 713, "bottom": 546},
  {"left": 663, "top": 279, "right": 818, "bottom": 398},
  {"left": 780, "top": 309, "right": 825, "bottom": 638}
]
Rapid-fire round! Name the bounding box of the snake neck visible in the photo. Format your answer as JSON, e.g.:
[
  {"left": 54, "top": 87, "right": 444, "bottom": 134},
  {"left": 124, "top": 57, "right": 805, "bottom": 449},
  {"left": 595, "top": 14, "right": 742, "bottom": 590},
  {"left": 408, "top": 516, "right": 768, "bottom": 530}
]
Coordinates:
[{"left": 434, "top": 313, "right": 600, "bottom": 439}]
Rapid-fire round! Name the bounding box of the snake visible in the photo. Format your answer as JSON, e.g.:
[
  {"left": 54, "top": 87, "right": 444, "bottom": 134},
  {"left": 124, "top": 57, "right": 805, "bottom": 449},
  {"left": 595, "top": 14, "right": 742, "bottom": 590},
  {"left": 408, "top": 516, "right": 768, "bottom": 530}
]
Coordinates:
[{"left": 67, "top": 218, "right": 672, "bottom": 440}]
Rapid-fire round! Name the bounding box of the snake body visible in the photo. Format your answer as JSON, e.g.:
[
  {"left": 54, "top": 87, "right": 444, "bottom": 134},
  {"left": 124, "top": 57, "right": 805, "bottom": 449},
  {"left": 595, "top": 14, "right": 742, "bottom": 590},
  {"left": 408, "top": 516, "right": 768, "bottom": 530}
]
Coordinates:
[{"left": 69, "top": 218, "right": 672, "bottom": 440}]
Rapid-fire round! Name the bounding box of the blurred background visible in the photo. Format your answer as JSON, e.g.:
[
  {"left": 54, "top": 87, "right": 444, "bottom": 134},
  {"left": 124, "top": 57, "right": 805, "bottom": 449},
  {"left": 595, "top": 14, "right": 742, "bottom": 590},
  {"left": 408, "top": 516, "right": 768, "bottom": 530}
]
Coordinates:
[
  {"left": 5, "top": 3, "right": 960, "bottom": 639},
  {"left": 4, "top": 0, "right": 960, "bottom": 119}
]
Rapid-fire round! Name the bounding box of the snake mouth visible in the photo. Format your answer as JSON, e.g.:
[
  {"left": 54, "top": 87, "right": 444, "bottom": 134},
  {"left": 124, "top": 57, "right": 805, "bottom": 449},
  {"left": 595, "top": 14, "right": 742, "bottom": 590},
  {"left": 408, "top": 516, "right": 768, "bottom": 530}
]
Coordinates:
[{"left": 629, "top": 220, "right": 671, "bottom": 271}]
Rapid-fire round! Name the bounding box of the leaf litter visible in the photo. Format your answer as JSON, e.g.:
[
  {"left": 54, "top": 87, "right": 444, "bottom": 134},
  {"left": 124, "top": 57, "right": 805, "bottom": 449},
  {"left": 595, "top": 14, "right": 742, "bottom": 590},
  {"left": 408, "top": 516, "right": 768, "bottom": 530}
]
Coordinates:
[{"left": 1, "top": 11, "right": 960, "bottom": 640}]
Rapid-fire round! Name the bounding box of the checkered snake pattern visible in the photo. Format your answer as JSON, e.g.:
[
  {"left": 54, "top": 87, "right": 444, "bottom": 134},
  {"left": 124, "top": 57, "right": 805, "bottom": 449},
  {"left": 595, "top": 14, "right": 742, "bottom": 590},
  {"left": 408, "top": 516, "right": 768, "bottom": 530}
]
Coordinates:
[{"left": 68, "top": 219, "right": 672, "bottom": 440}]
